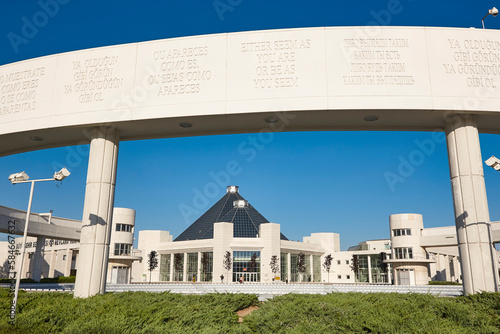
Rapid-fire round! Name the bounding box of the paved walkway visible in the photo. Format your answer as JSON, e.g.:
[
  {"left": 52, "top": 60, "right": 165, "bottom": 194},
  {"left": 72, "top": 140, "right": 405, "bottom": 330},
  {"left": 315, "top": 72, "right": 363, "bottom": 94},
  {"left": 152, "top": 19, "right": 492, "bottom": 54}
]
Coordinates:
[{"left": 4, "top": 282, "right": 464, "bottom": 300}]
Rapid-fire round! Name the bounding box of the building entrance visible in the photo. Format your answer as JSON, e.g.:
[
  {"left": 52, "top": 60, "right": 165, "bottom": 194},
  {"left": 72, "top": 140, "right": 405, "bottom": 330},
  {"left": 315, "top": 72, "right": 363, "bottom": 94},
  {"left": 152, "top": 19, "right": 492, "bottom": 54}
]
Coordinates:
[
  {"left": 233, "top": 272, "right": 259, "bottom": 283},
  {"left": 397, "top": 269, "right": 415, "bottom": 286},
  {"left": 111, "top": 266, "right": 129, "bottom": 284}
]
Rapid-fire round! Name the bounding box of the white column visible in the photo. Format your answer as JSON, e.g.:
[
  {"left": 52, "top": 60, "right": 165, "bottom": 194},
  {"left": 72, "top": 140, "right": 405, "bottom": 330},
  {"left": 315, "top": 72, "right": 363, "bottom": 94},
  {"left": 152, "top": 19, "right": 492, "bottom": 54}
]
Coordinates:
[
  {"left": 170, "top": 253, "right": 174, "bottom": 282},
  {"left": 22, "top": 252, "right": 30, "bottom": 279},
  {"left": 212, "top": 222, "right": 233, "bottom": 283},
  {"left": 32, "top": 237, "right": 45, "bottom": 282},
  {"left": 367, "top": 255, "right": 372, "bottom": 284},
  {"left": 445, "top": 114, "right": 499, "bottom": 294},
  {"left": 287, "top": 253, "right": 291, "bottom": 282},
  {"left": 197, "top": 252, "right": 201, "bottom": 282},
  {"left": 74, "top": 127, "right": 119, "bottom": 298},
  {"left": 64, "top": 249, "right": 73, "bottom": 277},
  {"left": 48, "top": 250, "right": 56, "bottom": 277},
  {"left": 183, "top": 253, "right": 187, "bottom": 282},
  {"left": 309, "top": 254, "right": 313, "bottom": 282},
  {"left": 260, "top": 223, "right": 281, "bottom": 283}
]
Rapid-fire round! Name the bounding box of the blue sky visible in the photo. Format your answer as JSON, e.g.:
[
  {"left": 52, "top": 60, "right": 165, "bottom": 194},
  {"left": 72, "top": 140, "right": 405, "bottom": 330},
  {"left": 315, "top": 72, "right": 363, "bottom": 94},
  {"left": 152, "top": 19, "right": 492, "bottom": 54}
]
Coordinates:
[{"left": 0, "top": 1, "right": 500, "bottom": 250}]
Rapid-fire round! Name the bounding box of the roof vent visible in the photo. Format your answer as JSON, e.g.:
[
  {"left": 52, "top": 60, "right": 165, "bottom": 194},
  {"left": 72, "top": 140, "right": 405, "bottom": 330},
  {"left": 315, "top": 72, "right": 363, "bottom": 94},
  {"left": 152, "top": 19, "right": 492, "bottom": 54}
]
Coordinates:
[
  {"left": 233, "top": 200, "right": 248, "bottom": 208},
  {"left": 227, "top": 186, "right": 239, "bottom": 194}
]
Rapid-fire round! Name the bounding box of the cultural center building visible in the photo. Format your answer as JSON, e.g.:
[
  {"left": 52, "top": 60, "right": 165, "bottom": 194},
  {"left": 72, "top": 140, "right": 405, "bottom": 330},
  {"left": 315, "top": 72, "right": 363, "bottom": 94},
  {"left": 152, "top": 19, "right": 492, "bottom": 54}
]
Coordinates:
[
  {"left": 3, "top": 185, "right": 499, "bottom": 286},
  {"left": 132, "top": 186, "right": 392, "bottom": 284}
]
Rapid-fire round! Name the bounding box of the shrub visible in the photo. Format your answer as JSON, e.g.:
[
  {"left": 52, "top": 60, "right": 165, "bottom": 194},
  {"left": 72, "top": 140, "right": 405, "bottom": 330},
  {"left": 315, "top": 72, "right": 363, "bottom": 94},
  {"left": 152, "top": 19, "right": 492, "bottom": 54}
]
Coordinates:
[
  {"left": 0, "top": 278, "right": 36, "bottom": 284},
  {"left": 1, "top": 289, "right": 500, "bottom": 333},
  {"left": 428, "top": 280, "right": 462, "bottom": 285},
  {"left": 0, "top": 290, "right": 258, "bottom": 333}
]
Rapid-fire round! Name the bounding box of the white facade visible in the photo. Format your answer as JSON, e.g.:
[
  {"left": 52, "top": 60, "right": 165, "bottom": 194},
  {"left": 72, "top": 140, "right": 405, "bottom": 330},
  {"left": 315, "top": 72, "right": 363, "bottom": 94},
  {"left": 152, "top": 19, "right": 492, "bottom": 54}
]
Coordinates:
[
  {"left": 132, "top": 222, "right": 393, "bottom": 284},
  {"left": 0, "top": 208, "right": 138, "bottom": 283},
  {"left": 2, "top": 206, "right": 499, "bottom": 287},
  {"left": 386, "top": 213, "right": 500, "bottom": 286}
]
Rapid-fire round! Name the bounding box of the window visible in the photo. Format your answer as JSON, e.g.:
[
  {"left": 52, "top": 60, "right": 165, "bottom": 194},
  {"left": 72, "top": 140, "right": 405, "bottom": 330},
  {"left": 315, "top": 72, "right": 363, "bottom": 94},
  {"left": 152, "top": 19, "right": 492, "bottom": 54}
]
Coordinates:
[
  {"left": 393, "top": 229, "right": 411, "bottom": 236},
  {"left": 338, "top": 275, "right": 341, "bottom": 279},
  {"left": 200, "top": 252, "right": 213, "bottom": 282},
  {"left": 63, "top": 255, "right": 67, "bottom": 260},
  {"left": 345, "top": 260, "right": 349, "bottom": 265},
  {"left": 337, "top": 260, "right": 341, "bottom": 265},
  {"left": 233, "top": 251, "right": 261, "bottom": 282},
  {"left": 394, "top": 247, "right": 413, "bottom": 259},
  {"left": 114, "top": 243, "right": 131, "bottom": 256},
  {"left": 160, "top": 254, "right": 171, "bottom": 281},
  {"left": 313, "top": 255, "right": 321, "bottom": 283},
  {"left": 346, "top": 275, "right": 351, "bottom": 279},
  {"left": 173, "top": 253, "right": 184, "bottom": 281},
  {"left": 281, "top": 253, "right": 288, "bottom": 282},
  {"left": 187, "top": 253, "right": 198, "bottom": 282},
  {"left": 115, "top": 224, "right": 133, "bottom": 232}
]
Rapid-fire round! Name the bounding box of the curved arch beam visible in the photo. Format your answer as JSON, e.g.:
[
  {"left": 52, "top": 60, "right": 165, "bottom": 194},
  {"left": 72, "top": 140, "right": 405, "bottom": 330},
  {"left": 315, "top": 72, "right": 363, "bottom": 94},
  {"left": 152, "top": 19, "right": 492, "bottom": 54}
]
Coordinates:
[{"left": 1, "top": 26, "right": 500, "bottom": 157}]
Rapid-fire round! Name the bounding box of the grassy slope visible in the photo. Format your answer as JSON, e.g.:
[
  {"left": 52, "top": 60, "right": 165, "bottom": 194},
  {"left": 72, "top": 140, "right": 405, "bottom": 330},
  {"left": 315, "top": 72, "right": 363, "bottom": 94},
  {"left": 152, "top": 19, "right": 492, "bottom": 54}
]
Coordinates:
[
  {"left": 244, "top": 292, "right": 500, "bottom": 333},
  {"left": 1, "top": 289, "right": 499, "bottom": 333},
  {"left": 0, "top": 290, "right": 258, "bottom": 334}
]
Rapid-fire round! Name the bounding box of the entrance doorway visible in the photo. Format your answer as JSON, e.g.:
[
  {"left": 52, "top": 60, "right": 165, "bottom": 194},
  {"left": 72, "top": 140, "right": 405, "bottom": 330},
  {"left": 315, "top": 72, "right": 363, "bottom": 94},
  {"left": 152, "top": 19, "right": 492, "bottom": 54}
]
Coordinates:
[
  {"left": 397, "top": 269, "right": 415, "bottom": 285},
  {"left": 233, "top": 272, "right": 259, "bottom": 282},
  {"left": 111, "top": 266, "right": 129, "bottom": 284}
]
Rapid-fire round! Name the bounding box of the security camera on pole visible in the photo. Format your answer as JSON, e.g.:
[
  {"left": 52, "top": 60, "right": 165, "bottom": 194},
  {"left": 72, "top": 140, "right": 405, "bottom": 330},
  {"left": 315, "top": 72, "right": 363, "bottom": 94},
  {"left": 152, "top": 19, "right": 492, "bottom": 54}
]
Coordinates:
[{"left": 485, "top": 156, "right": 500, "bottom": 171}]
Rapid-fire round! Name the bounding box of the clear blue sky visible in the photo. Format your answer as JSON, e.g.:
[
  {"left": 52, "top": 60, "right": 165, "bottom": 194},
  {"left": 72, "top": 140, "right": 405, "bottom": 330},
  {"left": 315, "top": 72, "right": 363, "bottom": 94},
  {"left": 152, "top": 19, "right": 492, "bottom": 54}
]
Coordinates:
[{"left": 0, "top": 1, "right": 499, "bottom": 250}]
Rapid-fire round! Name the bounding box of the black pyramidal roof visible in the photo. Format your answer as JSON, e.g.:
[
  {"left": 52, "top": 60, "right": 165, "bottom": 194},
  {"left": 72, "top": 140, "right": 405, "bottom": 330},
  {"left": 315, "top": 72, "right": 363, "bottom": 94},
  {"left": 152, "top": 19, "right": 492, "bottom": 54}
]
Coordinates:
[{"left": 175, "top": 186, "right": 288, "bottom": 241}]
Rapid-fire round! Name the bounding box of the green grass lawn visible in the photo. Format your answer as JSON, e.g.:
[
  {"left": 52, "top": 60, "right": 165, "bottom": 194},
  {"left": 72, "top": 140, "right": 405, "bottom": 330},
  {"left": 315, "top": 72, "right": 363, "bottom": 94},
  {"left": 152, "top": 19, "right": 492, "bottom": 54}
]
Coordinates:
[{"left": 1, "top": 289, "right": 499, "bottom": 333}]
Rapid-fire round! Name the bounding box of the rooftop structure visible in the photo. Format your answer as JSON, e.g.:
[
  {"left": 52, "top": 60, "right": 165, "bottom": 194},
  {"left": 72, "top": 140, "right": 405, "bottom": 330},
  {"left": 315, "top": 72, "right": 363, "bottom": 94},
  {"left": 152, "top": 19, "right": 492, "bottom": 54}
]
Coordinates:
[{"left": 175, "top": 186, "right": 288, "bottom": 241}]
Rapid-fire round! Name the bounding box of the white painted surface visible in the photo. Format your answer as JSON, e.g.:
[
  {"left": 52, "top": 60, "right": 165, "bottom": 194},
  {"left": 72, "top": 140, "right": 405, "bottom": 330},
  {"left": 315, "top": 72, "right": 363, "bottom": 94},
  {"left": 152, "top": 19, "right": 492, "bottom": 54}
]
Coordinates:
[
  {"left": 445, "top": 115, "right": 499, "bottom": 294},
  {"left": 1, "top": 27, "right": 500, "bottom": 156}
]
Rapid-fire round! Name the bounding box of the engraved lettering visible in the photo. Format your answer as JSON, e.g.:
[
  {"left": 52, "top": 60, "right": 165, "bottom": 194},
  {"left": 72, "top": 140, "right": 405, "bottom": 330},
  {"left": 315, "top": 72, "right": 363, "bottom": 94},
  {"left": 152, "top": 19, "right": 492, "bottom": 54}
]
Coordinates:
[
  {"left": 342, "top": 37, "right": 415, "bottom": 86},
  {"left": 63, "top": 55, "right": 124, "bottom": 103},
  {"left": 0, "top": 67, "right": 45, "bottom": 115},
  {"left": 442, "top": 37, "right": 500, "bottom": 88},
  {"left": 148, "top": 45, "right": 212, "bottom": 96}
]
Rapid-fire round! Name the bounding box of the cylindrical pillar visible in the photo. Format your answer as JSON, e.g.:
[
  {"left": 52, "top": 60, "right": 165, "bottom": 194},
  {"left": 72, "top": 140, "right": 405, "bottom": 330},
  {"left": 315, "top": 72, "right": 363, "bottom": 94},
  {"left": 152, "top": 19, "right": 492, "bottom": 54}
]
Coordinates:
[
  {"left": 309, "top": 254, "right": 313, "bottom": 282},
  {"left": 64, "top": 249, "right": 73, "bottom": 277},
  {"left": 183, "top": 253, "right": 187, "bottom": 282},
  {"left": 32, "top": 236, "right": 45, "bottom": 282},
  {"left": 367, "top": 255, "right": 372, "bottom": 284},
  {"left": 48, "top": 249, "right": 56, "bottom": 277},
  {"left": 445, "top": 114, "right": 499, "bottom": 294},
  {"left": 170, "top": 253, "right": 174, "bottom": 282},
  {"left": 287, "top": 253, "right": 291, "bottom": 282},
  {"left": 74, "top": 127, "right": 119, "bottom": 298},
  {"left": 197, "top": 252, "right": 201, "bottom": 282}
]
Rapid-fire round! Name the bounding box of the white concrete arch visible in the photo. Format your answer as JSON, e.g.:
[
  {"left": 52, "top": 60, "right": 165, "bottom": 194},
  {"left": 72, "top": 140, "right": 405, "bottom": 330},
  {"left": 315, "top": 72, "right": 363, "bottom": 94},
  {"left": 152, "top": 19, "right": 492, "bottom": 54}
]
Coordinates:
[
  {"left": 2, "top": 26, "right": 499, "bottom": 297},
  {"left": 0, "top": 26, "right": 500, "bottom": 157}
]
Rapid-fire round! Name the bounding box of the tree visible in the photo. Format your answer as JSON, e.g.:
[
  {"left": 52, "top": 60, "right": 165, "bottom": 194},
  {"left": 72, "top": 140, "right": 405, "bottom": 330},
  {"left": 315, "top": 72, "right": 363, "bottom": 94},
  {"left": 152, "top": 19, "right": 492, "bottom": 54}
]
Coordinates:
[
  {"left": 223, "top": 251, "right": 232, "bottom": 283},
  {"left": 322, "top": 254, "right": 333, "bottom": 283},
  {"left": 248, "top": 253, "right": 258, "bottom": 273},
  {"left": 147, "top": 250, "right": 158, "bottom": 283},
  {"left": 350, "top": 255, "right": 359, "bottom": 282},
  {"left": 269, "top": 255, "right": 280, "bottom": 281},
  {"left": 201, "top": 252, "right": 210, "bottom": 282},
  {"left": 297, "top": 252, "right": 306, "bottom": 282},
  {"left": 174, "top": 253, "right": 183, "bottom": 281}
]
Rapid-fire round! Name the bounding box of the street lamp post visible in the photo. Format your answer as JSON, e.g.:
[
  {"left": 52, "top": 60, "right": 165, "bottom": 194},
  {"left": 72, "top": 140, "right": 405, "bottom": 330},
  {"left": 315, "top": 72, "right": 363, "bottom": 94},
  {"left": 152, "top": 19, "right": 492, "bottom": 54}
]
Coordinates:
[
  {"left": 8, "top": 168, "right": 70, "bottom": 322},
  {"left": 482, "top": 7, "right": 498, "bottom": 29}
]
